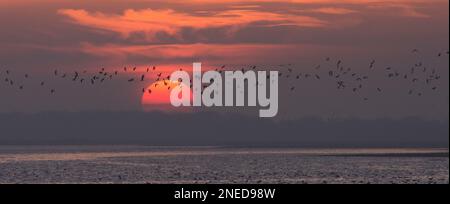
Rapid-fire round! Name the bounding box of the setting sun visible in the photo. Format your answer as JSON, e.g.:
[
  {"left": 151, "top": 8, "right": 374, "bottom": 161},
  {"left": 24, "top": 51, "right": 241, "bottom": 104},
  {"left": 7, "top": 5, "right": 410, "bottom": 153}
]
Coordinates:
[{"left": 141, "top": 80, "right": 192, "bottom": 112}]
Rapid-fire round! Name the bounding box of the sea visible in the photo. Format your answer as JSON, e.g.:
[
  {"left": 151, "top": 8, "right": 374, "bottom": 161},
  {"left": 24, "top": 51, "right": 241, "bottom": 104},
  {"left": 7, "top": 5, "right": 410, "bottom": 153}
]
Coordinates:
[{"left": 0, "top": 146, "right": 448, "bottom": 184}]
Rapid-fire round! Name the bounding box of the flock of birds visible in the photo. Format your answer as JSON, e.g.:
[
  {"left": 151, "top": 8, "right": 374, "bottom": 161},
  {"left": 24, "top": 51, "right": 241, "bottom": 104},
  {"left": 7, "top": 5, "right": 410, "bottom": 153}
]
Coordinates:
[
  {"left": 1, "top": 65, "right": 167, "bottom": 95},
  {"left": 0, "top": 49, "right": 448, "bottom": 103},
  {"left": 277, "top": 49, "right": 449, "bottom": 101}
]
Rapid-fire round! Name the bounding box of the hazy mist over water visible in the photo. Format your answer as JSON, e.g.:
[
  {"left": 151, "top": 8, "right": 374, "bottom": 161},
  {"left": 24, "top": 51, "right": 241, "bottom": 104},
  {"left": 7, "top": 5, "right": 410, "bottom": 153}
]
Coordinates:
[{"left": 0, "top": 111, "right": 447, "bottom": 147}]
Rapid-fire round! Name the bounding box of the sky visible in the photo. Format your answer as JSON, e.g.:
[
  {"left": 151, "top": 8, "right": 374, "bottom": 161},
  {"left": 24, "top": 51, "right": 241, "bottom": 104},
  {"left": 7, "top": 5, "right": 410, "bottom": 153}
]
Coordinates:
[{"left": 0, "top": 0, "right": 448, "bottom": 120}]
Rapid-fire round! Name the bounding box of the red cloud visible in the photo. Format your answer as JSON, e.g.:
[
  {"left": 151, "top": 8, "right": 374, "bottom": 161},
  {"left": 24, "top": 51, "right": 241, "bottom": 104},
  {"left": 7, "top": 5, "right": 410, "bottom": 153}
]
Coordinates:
[{"left": 58, "top": 8, "right": 328, "bottom": 41}]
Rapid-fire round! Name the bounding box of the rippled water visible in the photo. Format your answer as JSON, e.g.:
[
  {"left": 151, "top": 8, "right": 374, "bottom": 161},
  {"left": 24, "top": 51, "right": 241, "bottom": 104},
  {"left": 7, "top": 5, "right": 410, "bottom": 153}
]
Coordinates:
[{"left": 0, "top": 146, "right": 448, "bottom": 184}]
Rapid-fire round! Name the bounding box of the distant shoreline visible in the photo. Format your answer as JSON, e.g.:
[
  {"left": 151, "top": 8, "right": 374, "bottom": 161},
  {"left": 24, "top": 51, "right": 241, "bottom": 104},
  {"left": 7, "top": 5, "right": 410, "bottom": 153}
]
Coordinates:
[{"left": 0, "top": 145, "right": 448, "bottom": 157}]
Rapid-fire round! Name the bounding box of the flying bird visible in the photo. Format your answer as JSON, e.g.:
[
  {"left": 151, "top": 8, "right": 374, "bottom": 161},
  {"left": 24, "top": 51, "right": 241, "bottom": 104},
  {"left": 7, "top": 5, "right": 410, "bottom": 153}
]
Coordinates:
[{"left": 369, "top": 60, "right": 375, "bottom": 69}]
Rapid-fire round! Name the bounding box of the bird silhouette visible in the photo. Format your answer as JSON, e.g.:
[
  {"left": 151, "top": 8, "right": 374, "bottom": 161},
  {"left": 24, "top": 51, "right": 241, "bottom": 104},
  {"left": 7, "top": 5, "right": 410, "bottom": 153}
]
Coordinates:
[{"left": 369, "top": 60, "right": 375, "bottom": 69}]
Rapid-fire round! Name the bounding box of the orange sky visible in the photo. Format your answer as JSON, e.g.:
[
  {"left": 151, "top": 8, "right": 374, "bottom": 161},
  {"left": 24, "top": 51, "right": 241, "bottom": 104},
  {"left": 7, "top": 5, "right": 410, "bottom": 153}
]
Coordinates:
[
  {"left": 0, "top": 0, "right": 448, "bottom": 118},
  {"left": 1, "top": 0, "right": 447, "bottom": 70}
]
